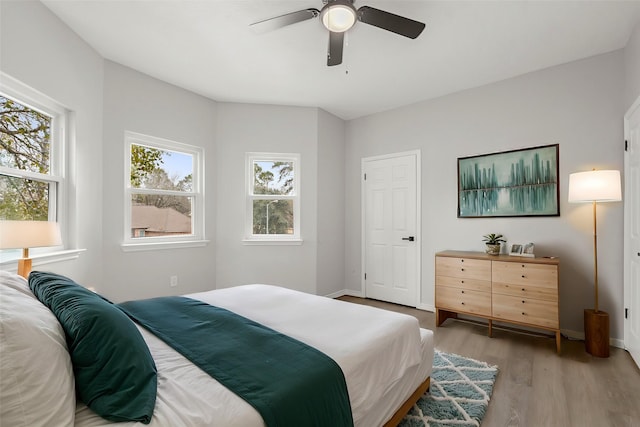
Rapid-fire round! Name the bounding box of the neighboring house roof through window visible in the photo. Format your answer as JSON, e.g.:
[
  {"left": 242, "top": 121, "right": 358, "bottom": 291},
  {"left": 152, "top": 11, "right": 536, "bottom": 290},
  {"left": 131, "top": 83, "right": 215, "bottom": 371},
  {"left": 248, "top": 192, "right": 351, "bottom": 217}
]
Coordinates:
[{"left": 131, "top": 205, "right": 191, "bottom": 235}]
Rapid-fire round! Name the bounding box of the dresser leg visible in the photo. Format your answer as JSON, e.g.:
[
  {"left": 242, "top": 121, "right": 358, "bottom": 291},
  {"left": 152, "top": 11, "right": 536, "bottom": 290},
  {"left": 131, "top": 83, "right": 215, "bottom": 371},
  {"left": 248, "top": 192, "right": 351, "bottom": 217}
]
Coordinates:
[
  {"left": 555, "top": 331, "right": 561, "bottom": 354},
  {"left": 488, "top": 319, "right": 493, "bottom": 337},
  {"left": 436, "top": 309, "right": 457, "bottom": 326}
]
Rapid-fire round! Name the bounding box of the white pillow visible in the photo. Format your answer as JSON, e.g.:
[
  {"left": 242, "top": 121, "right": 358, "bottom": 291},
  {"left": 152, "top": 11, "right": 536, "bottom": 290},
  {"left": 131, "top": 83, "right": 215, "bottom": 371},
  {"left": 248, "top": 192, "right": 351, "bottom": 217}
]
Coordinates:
[
  {"left": 0, "top": 277, "right": 75, "bottom": 427},
  {"left": 0, "top": 270, "right": 34, "bottom": 298}
]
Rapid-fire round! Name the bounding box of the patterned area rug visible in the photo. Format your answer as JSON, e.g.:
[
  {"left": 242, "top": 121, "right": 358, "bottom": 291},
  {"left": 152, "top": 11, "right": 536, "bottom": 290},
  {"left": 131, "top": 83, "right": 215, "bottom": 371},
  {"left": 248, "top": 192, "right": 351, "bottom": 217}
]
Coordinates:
[{"left": 400, "top": 350, "right": 498, "bottom": 427}]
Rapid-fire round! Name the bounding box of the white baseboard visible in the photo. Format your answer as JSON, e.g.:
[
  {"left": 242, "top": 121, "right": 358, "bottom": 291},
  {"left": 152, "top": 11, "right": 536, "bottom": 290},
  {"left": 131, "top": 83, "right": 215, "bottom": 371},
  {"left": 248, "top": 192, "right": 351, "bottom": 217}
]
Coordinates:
[
  {"left": 324, "top": 289, "right": 364, "bottom": 299},
  {"left": 561, "top": 328, "right": 624, "bottom": 349},
  {"left": 561, "top": 328, "right": 583, "bottom": 342},
  {"left": 325, "top": 290, "right": 435, "bottom": 313},
  {"left": 417, "top": 303, "right": 435, "bottom": 312}
]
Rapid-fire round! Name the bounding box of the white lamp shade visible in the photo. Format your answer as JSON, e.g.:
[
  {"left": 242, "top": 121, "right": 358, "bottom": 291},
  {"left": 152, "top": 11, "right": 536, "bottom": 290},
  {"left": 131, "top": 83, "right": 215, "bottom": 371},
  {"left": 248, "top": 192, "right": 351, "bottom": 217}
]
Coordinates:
[
  {"left": 568, "top": 170, "right": 622, "bottom": 203},
  {"left": 0, "top": 220, "right": 62, "bottom": 249},
  {"left": 321, "top": 1, "right": 357, "bottom": 32}
]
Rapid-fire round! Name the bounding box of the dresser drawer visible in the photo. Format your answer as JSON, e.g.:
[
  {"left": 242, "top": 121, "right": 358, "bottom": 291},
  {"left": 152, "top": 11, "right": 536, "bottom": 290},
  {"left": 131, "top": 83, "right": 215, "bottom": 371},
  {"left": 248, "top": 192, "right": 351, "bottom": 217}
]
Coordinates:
[
  {"left": 436, "top": 275, "right": 491, "bottom": 292},
  {"left": 492, "top": 261, "right": 557, "bottom": 289},
  {"left": 492, "top": 294, "right": 559, "bottom": 329},
  {"left": 436, "top": 257, "right": 491, "bottom": 281},
  {"left": 436, "top": 286, "right": 491, "bottom": 317},
  {"left": 492, "top": 282, "right": 558, "bottom": 302}
]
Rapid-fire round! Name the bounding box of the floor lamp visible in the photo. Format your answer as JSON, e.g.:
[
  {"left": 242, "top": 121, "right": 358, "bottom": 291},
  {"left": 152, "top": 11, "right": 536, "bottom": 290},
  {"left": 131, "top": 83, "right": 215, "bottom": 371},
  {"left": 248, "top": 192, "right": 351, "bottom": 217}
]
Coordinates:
[
  {"left": 568, "top": 169, "right": 622, "bottom": 358},
  {"left": 0, "top": 220, "right": 62, "bottom": 279}
]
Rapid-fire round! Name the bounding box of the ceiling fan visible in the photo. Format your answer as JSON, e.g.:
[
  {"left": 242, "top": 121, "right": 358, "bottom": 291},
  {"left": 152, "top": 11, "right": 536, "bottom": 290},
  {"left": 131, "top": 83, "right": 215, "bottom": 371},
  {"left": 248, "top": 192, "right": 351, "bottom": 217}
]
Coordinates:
[{"left": 250, "top": 0, "right": 426, "bottom": 66}]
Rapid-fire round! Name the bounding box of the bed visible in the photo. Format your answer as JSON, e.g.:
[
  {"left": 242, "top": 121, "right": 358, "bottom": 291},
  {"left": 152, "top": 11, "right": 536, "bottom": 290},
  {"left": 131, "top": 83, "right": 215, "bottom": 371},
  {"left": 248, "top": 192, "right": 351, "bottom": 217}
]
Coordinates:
[{"left": 0, "top": 271, "right": 434, "bottom": 427}]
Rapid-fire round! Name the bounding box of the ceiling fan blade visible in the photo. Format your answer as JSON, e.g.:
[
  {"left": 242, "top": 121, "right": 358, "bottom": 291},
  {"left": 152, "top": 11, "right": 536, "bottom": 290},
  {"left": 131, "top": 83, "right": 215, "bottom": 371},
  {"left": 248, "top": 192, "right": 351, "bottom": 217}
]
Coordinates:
[
  {"left": 250, "top": 8, "right": 320, "bottom": 34},
  {"left": 357, "top": 6, "right": 425, "bottom": 39},
  {"left": 327, "top": 31, "right": 344, "bottom": 66}
]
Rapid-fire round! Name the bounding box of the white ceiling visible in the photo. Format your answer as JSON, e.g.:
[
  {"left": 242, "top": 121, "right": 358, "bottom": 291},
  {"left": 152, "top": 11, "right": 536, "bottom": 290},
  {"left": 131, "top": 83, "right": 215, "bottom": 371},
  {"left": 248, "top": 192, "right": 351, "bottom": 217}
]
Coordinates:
[{"left": 41, "top": 0, "right": 640, "bottom": 120}]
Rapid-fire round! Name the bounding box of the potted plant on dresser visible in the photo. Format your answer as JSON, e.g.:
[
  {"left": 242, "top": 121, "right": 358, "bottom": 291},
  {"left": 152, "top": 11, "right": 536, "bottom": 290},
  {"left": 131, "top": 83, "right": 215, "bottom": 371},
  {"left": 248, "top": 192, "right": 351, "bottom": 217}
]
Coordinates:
[{"left": 483, "top": 233, "right": 506, "bottom": 255}]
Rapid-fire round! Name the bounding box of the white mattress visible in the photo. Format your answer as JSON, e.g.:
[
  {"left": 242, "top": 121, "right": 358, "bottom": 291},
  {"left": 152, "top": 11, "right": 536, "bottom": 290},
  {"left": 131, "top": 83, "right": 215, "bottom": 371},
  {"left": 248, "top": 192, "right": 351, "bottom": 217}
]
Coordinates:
[{"left": 75, "top": 285, "right": 434, "bottom": 427}]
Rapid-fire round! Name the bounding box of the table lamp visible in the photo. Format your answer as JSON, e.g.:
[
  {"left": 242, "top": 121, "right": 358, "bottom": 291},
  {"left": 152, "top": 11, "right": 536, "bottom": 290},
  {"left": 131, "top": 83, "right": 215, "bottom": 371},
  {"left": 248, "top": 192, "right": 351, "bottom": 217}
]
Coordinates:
[
  {"left": 568, "top": 169, "right": 622, "bottom": 358},
  {"left": 0, "top": 220, "right": 62, "bottom": 279}
]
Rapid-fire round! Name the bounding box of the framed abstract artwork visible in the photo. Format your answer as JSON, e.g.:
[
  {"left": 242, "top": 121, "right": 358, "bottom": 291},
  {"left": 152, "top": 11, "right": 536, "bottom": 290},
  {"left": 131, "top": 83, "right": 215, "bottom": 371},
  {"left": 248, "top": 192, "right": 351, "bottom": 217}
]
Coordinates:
[{"left": 458, "top": 144, "right": 559, "bottom": 218}]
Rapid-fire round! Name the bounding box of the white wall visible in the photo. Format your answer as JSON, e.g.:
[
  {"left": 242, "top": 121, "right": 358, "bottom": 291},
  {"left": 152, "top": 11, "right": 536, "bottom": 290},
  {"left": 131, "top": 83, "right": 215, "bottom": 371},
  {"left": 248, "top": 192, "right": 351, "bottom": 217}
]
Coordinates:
[
  {"left": 215, "top": 103, "right": 319, "bottom": 294},
  {"left": 0, "top": 0, "right": 347, "bottom": 299},
  {"left": 624, "top": 21, "right": 640, "bottom": 110},
  {"left": 316, "top": 109, "right": 345, "bottom": 296},
  {"left": 0, "top": 0, "right": 104, "bottom": 287},
  {"left": 345, "top": 51, "right": 626, "bottom": 340},
  {"left": 101, "top": 61, "right": 218, "bottom": 302},
  {"left": 214, "top": 104, "right": 346, "bottom": 295}
]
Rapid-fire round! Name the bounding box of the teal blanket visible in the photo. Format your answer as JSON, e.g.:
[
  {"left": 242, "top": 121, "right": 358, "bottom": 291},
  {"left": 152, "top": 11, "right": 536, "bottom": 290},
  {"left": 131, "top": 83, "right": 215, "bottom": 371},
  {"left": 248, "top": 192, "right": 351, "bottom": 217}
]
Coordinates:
[{"left": 118, "top": 296, "right": 353, "bottom": 427}]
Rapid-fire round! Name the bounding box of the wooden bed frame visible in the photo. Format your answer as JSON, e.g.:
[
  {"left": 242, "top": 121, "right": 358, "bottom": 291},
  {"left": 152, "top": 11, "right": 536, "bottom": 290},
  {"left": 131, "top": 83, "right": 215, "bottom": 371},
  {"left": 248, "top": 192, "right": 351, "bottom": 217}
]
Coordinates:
[{"left": 383, "top": 377, "right": 431, "bottom": 427}]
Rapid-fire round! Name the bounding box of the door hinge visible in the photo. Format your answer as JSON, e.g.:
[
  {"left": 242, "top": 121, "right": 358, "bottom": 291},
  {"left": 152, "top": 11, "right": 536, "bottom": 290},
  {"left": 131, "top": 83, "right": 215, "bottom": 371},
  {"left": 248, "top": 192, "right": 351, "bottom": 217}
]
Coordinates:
[
  {"left": 364, "top": 273, "right": 367, "bottom": 280},
  {"left": 625, "top": 308, "right": 629, "bottom": 319},
  {"left": 625, "top": 140, "right": 629, "bottom": 151},
  {"left": 364, "top": 173, "right": 367, "bottom": 181}
]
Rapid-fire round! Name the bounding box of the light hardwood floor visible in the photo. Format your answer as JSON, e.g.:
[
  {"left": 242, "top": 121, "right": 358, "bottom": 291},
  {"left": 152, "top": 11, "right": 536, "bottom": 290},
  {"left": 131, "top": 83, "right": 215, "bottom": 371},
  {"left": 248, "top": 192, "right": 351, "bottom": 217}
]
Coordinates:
[{"left": 339, "top": 296, "right": 640, "bottom": 427}]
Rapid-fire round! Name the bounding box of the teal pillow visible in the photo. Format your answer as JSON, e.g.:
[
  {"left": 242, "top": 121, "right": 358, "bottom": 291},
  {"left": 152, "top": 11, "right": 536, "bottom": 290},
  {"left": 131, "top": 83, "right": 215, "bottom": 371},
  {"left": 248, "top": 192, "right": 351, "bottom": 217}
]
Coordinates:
[{"left": 29, "top": 271, "right": 157, "bottom": 424}]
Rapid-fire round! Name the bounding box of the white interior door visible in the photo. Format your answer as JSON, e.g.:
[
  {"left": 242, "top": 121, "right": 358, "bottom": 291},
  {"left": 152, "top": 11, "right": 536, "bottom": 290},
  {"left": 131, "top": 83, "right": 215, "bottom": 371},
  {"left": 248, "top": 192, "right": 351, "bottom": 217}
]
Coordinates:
[
  {"left": 363, "top": 151, "right": 420, "bottom": 306},
  {"left": 624, "top": 96, "right": 640, "bottom": 368}
]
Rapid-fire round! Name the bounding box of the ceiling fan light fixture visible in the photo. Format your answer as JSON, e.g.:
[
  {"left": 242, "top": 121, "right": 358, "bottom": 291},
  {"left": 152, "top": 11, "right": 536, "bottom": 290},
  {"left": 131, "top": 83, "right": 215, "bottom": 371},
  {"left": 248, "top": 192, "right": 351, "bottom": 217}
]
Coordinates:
[{"left": 321, "top": 1, "right": 357, "bottom": 33}]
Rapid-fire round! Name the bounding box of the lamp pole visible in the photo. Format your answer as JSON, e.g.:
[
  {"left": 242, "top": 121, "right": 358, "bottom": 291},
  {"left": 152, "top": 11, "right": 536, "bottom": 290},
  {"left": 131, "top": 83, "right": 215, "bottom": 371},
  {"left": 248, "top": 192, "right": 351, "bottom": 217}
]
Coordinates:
[
  {"left": 568, "top": 169, "right": 621, "bottom": 358},
  {"left": 266, "top": 200, "right": 278, "bottom": 234},
  {"left": 592, "top": 200, "right": 599, "bottom": 313}
]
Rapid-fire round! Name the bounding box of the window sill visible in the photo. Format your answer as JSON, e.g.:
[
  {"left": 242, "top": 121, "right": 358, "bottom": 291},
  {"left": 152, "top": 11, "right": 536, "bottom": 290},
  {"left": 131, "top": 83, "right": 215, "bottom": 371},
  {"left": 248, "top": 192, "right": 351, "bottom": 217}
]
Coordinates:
[
  {"left": 242, "top": 239, "right": 303, "bottom": 246},
  {"left": 121, "top": 239, "right": 210, "bottom": 252},
  {"left": 0, "top": 249, "right": 86, "bottom": 272}
]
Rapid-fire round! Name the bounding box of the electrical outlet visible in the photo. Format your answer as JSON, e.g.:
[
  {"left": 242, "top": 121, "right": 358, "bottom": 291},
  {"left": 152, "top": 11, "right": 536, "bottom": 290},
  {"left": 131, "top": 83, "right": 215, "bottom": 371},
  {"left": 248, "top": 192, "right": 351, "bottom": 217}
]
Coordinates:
[{"left": 170, "top": 275, "right": 178, "bottom": 287}]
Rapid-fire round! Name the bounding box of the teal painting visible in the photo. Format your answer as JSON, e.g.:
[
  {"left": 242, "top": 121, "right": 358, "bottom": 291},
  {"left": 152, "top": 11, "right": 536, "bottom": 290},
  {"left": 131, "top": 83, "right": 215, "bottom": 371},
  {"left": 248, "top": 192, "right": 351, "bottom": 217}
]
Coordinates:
[{"left": 458, "top": 144, "right": 559, "bottom": 217}]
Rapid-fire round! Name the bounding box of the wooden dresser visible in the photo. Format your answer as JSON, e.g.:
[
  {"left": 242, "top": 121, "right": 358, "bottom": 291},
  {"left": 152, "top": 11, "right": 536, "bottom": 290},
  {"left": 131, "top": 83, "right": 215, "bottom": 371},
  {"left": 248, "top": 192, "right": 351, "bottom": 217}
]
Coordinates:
[{"left": 435, "top": 250, "right": 561, "bottom": 352}]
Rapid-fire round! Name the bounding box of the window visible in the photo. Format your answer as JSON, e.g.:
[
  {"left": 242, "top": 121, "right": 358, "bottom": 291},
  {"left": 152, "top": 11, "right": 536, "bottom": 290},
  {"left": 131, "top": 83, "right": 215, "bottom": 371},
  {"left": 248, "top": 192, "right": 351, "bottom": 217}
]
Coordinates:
[
  {"left": 123, "top": 132, "right": 205, "bottom": 250},
  {"left": 0, "top": 75, "right": 67, "bottom": 259},
  {"left": 245, "top": 152, "right": 300, "bottom": 243}
]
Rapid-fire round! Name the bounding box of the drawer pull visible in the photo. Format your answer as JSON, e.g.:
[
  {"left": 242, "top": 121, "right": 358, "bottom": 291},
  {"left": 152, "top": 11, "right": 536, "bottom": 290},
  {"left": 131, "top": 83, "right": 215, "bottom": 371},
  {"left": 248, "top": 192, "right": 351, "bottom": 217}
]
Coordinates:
[
  {"left": 461, "top": 302, "right": 465, "bottom": 305},
  {"left": 522, "top": 300, "right": 525, "bottom": 304},
  {"left": 521, "top": 275, "right": 525, "bottom": 278},
  {"left": 522, "top": 312, "right": 526, "bottom": 315},
  {"left": 461, "top": 268, "right": 465, "bottom": 271},
  {"left": 522, "top": 264, "right": 525, "bottom": 268},
  {"left": 461, "top": 280, "right": 464, "bottom": 284},
  {"left": 461, "top": 259, "right": 464, "bottom": 262},
  {"left": 522, "top": 288, "right": 525, "bottom": 291}
]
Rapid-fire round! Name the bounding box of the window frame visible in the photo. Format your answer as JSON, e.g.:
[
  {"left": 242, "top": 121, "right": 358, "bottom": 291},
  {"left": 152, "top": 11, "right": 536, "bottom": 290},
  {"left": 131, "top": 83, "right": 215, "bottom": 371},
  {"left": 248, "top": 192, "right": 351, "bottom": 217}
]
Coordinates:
[
  {"left": 0, "top": 72, "right": 68, "bottom": 259},
  {"left": 122, "top": 131, "right": 207, "bottom": 251},
  {"left": 244, "top": 152, "right": 301, "bottom": 244}
]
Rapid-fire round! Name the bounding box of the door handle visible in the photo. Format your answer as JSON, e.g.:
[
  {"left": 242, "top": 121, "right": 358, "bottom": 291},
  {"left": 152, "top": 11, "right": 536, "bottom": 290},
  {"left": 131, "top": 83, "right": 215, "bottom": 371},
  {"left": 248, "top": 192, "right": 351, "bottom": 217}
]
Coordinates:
[{"left": 402, "top": 236, "right": 415, "bottom": 242}]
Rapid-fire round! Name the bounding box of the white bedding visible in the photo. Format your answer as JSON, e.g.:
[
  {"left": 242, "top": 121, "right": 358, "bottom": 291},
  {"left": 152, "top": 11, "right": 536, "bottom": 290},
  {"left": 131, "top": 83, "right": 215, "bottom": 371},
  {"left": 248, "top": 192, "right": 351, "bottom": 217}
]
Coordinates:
[{"left": 75, "top": 285, "right": 434, "bottom": 427}]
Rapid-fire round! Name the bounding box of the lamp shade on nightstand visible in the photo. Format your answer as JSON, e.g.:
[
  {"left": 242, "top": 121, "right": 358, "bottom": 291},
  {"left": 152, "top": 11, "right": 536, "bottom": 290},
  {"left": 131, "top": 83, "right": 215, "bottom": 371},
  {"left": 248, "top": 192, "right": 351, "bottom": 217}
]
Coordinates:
[{"left": 0, "top": 220, "right": 62, "bottom": 278}]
